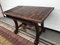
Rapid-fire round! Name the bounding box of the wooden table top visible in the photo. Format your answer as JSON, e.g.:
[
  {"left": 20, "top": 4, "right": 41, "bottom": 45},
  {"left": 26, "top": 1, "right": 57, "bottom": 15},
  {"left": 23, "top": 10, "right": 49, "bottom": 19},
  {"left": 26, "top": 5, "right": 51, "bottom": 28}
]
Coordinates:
[{"left": 4, "top": 6, "right": 54, "bottom": 23}]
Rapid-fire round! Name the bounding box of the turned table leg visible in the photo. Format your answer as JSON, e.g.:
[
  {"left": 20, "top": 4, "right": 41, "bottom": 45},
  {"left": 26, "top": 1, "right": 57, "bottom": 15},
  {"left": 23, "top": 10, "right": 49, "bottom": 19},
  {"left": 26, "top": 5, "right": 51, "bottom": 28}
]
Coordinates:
[
  {"left": 34, "top": 22, "right": 44, "bottom": 45},
  {"left": 13, "top": 19, "right": 18, "bottom": 34},
  {"left": 34, "top": 23, "right": 40, "bottom": 45},
  {"left": 41, "top": 22, "right": 45, "bottom": 32}
]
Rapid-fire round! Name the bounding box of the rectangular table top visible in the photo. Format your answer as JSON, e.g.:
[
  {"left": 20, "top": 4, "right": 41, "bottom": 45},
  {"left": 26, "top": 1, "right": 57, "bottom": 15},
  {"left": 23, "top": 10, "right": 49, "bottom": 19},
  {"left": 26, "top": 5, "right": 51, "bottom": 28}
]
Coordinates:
[{"left": 4, "top": 6, "right": 54, "bottom": 23}]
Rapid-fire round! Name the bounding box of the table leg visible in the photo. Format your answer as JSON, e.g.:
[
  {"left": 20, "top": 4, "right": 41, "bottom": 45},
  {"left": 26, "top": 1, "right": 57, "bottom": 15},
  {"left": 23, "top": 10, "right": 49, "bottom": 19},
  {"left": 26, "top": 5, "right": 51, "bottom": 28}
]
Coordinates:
[
  {"left": 13, "top": 19, "right": 18, "bottom": 34},
  {"left": 41, "top": 22, "right": 45, "bottom": 32},
  {"left": 34, "top": 24, "right": 40, "bottom": 45},
  {"left": 34, "top": 22, "right": 44, "bottom": 45}
]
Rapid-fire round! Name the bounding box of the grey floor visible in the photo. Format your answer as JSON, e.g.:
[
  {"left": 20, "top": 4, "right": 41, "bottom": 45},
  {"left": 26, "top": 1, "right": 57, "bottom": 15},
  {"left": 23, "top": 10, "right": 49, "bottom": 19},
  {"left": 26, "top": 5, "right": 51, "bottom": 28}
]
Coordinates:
[{"left": 0, "top": 17, "right": 60, "bottom": 45}]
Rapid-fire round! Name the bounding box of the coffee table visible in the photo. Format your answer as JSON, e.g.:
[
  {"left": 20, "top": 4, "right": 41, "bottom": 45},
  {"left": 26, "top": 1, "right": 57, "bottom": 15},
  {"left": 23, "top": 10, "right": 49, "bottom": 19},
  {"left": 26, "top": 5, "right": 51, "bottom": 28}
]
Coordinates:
[{"left": 4, "top": 6, "right": 54, "bottom": 45}]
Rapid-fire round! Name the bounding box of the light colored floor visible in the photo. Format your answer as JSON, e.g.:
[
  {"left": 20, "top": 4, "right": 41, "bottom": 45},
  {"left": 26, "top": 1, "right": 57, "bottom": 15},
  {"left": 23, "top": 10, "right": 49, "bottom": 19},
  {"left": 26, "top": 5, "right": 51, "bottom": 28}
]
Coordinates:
[
  {"left": 0, "top": 17, "right": 60, "bottom": 45},
  {"left": 0, "top": 35, "right": 13, "bottom": 45}
]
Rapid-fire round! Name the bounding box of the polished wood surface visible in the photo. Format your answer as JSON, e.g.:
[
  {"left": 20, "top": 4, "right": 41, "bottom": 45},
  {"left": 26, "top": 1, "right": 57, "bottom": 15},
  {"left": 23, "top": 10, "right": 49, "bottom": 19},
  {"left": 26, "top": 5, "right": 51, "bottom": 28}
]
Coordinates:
[{"left": 4, "top": 6, "right": 54, "bottom": 23}]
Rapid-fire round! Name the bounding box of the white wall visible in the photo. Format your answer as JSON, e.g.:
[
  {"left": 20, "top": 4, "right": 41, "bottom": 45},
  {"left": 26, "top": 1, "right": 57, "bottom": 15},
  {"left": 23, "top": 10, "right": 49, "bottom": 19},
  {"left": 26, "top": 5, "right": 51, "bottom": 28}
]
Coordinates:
[
  {"left": 1, "top": 0, "right": 60, "bottom": 31},
  {"left": 0, "top": 7, "right": 3, "bottom": 17}
]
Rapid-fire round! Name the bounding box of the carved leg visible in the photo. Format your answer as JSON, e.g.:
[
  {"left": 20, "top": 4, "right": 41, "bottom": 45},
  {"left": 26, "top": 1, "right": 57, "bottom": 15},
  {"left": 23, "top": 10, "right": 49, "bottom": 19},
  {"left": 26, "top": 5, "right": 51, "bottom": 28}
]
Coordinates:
[
  {"left": 41, "top": 22, "right": 45, "bottom": 32},
  {"left": 34, "top": 24, "right": 40, "bottom": 45},
  {"left": 34, "top": 22, "right": 44, "bottom": 45},
  {"left": 13, "top": 19, "right": 18, "bottom": 34}
]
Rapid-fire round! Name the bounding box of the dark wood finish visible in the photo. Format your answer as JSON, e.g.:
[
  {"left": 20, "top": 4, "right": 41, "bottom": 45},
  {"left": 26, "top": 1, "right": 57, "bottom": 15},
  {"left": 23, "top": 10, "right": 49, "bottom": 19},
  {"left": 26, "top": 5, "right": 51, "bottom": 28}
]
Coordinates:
[
  {"left": 4, "top": 6, "right": 54, "bottom": 45},
  {"left": 4, "top": 6, "right": 54, "bottom": 23},
  {"left": 34, "top": 23, "right": 40, "bottom": 45},
  {"left": 13, "top": 19, "right": 19, "bottom": 34}
]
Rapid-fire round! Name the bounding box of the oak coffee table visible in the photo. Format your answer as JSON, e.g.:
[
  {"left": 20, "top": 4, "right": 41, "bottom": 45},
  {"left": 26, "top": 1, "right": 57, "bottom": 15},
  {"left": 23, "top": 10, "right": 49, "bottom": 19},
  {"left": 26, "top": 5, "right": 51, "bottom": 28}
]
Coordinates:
[{"left": 4, "top": 6, "right": 54, "bottom": 45}]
